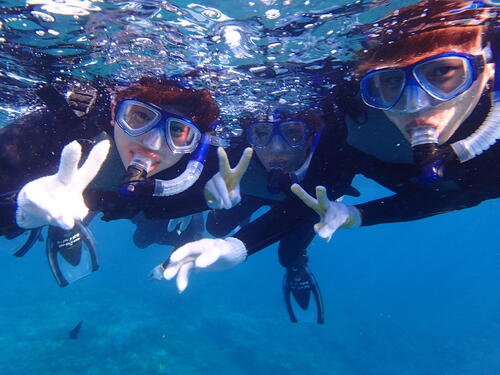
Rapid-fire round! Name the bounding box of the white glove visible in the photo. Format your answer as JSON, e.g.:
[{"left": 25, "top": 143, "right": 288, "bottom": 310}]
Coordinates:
[
  {"left": 154, "top": 237, "right": 247, "bottom": 293},
  {"left": 16, "top": 140, "right": 111, "bottom": 230},
  {"left": 204, "top": 147, "right": 253, "bottom": 210},
  {"left": 167, "top": 215, "right": 192, "bottom": 234},
  {"left": 291, "top": 183, "right": 361, "bottom": 242}
]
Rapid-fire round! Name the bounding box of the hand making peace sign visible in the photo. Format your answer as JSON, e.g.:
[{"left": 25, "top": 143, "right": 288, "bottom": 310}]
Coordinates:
[
  {"left": 204, "top": 146, "right": 253, "bottom": 210},
  {"left": 16, "top": 140, "right": 111, "bottom": 230}
]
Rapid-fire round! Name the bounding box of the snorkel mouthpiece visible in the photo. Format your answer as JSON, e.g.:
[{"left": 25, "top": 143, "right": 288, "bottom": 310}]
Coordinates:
[
  {"left": 410, "top": 126, "right": 443, "bottom": 183},
  {"left": 411, "top": 126, "right": 439, "bottom": 167},
  {"left": 118, "top": 156, "right": 154, "bottom": 200},
  {"left": 267, "top": 167, "right": 287, "bottom": 194}
]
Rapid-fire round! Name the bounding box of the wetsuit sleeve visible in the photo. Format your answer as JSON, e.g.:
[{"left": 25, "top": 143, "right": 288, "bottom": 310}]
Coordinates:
[
  {"left": 0, "top": 193, "right": 19, "bottom": 235},
  {"left": 206, "top": 195, "right": 270, "bottom": 237},
  {"left": 233, "top": 195, "right": 318, "bottom": 256},
  {"left": 357, "top": 184, "right": 499, "bottom": 226},
  {"left": 355, "top": 134, "right": 500, "bottom": 225}
]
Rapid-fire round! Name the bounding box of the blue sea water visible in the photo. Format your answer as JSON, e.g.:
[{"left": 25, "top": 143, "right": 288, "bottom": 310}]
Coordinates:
[{"left": 0, "top": 1, "right": 499, "bottom": 374}]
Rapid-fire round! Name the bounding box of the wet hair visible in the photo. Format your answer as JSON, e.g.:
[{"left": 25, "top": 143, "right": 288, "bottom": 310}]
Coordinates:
[
  {"left": 356, "top": 0, "right": 495, "bottom": 76},
  {"left": 113, "top": 76, "right": 219, "bottom": 131}
]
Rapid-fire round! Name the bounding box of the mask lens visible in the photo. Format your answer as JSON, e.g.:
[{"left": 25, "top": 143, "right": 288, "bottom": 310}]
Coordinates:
[
  {"left": 249, "top": 122, "right": 274, "bottom": 147},
  {"left": 362, "top": 69, "right": 406, "bottom": 109},
  {"left": 414, "top": 56, "right": 471, "bottom": 99},
  {"left": 117, "top": 101, "right": 161, "bottom": 133},
  {"left": 169, "top": 120, "right": 197, "bottom": 147},
  {"left": 280, "top": 121, "right": 309, "bottom": 146}
]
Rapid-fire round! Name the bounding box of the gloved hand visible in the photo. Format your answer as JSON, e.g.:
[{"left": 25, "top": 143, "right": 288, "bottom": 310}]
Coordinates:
[
  {"left": 291, "top": 183, "right": 361, "bottom": 242},
  {"left": 16, "top": 140, "right": 111, "bottom": 230},
  {"left": 167, "top": 215, "right": 192, "bottom": 234},
  {"left": 152, "top": 237, "right": 247, "bottom": 293},
  {"left": 204, "top": 147, "right": 253, "bottom": 210}
]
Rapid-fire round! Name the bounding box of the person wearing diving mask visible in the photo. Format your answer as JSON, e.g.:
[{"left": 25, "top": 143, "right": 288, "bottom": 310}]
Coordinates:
[
  {"left": 152, "top": 102, "right": 415, "bottom": 323},
  {"left": 0, "top": 76, "right": 251, "bottom": 287},
  {"left": 203, "top": 109, "right": 326, "bottom": 323},
  {"left": 292, "top": 0, "right": 500, "bottom": 242}
]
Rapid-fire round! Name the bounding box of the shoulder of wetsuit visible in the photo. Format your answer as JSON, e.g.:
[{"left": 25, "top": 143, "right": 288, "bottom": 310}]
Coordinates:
[
  {"left": 0, "top": 108, "right": 77, "bottom": 193},
  {"left": 36, "top": 81, "right": 112, "bottom": 139},
  {"left": 78, "top": 78, "right": 113, "bottom": 136}
]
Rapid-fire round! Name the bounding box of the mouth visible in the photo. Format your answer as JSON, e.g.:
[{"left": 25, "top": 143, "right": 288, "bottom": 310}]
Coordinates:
[
  {"left": 268, "top": 159, "right": 287, "bottom": 169},
  {"left": 405, "top": 121, "right": 437, "bottom": 134},
  {"left": 129, "top": 148, "right": 161, "bottom": 170}
]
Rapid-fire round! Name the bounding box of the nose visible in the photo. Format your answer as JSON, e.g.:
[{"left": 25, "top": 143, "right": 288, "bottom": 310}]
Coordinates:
[
  {"left": 268, "top": 134, "right": 285, "bottom": 153},
  {"left": 141, "top": 128, "right": 162, "bottom": 151},
  {"left": 397, "top": 84, "right": 433, "bottom": 113}
]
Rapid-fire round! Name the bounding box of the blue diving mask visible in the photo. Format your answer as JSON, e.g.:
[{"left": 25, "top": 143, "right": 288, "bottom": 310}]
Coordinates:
[
  {"left": 360, "top": 51, "right": 486, "bottom": 113},
  {"left": 246, "top": 120, "right": 311, "bottom": 148},
  {"left": 115, "top": 99, "right": 202, "bottom": 154}
]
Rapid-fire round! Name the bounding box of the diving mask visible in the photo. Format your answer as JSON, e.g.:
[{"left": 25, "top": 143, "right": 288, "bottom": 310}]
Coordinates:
[
  {"left": 360, "top": 51, "right": 486, "bottom": 113},
  {"left": 247, "top": 120, "right": 311, "bottom": 148},
  {"left": 115, "top": 99, "right": 202, "bottom": 154}
]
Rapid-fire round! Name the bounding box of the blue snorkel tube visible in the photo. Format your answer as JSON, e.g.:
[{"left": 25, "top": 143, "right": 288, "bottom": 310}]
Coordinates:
[{"left": 153, "top": 133, "right": 211, "bottom": 196}]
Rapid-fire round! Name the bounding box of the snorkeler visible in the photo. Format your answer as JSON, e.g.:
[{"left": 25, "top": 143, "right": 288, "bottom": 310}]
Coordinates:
[
  {"left": 292, "top": 0, "right": 499, "bottom": 241},
  {"left": 0, "top": 76, "right": 251, "bottom": 286},
  {"left": 152, "top": 101, "right": 417, "bottom": 322},
  {"left": 204, "top": 108, "right": 327, "bottom": 323}
]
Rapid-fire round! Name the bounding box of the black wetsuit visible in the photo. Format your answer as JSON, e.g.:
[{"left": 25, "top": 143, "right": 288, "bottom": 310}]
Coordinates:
[
  {"left": 206, "top": 152, "right": 318, "bottom": 268},
  {"left": 349, "top": 90, "right": 500, "bottom": 226},
  {"left": 207, "top": 86, "right": 498, "bottom": 258},
  {"left": 207, "top": 114, "right": 417, "bottom": 257},
  {"left": 0, "top": 84, "right": 212, "bottom": 246}
]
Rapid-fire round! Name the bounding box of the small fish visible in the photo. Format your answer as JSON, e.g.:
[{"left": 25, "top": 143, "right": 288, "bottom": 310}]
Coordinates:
[{"left": 69, "top": 321, "right": 83, "bottom": 339}]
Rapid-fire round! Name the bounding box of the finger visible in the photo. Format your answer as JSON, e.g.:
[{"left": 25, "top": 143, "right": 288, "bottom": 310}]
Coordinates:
[
  {"left": 195, "top": 248, "right": 219, "bottom": 268},
  {"left": 57, "top": 211, "right": 76, "bottom": 231},
  {"left": 176, "top": 261, "right": 194, "bottom": 293},
  {"left": 167, "top": 218, "right": 178, "bottom": 232},
  {"left": 57, "top": 141, "right": 82, "bottom": 186},
  {"left": 75, "top": 140, "right": 111, "bottom": 190},
  {"left": 213, "top": 173, "right": 232, "bottom": 209},
  {"left": 231, "top": 147, "right": 253, "bottom": 182},
  {"left": 291, "top": 183, "right": 320, "bottom": 212},
  {"left": 179, "top": 215, "right": 191, "bottom": 232},
  {"left": 163, "top": 260, "right": 182, "bottom": 280},
  {"left": 317, "top": 225, "right": 334, "bottom": 243},
  {"left": 316, "top": 186, "right": 330, "bottom": 211},
  {"left": 217, "top": 147, "right": 232, "bottom": 177},
  {"left": 204, "top": 179, "right": 218, "bottom": 206},
  {"left": 170, "top": 242, "right": 199, "bottom": 263}
]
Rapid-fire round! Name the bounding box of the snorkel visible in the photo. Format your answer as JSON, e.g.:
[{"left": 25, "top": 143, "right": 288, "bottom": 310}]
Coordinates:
[
  {"left": 119, "top": 131, "right": 212, "bottom": 198},
  {"left": 152, "top": 133, "right": 210, "bottom": 196},
  {"left": 450, "top": 40, "right": 500, "bottom": 162},
  {"left": 266, "top": 124, "right": 323, "bottom": 194}
]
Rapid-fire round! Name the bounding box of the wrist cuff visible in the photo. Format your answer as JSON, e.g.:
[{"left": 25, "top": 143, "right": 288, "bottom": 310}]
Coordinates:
[{"left": 225, "top": 237, "right": 248, "bottom": 264}]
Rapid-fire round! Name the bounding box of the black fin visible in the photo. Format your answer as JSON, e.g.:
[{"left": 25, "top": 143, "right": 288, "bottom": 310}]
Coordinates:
[
  {"left": 69, "top": 321, "right": 82, "bottom": 339},
  {"left": 283, "top": 265, "right": 325, "bottom": 324}
]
